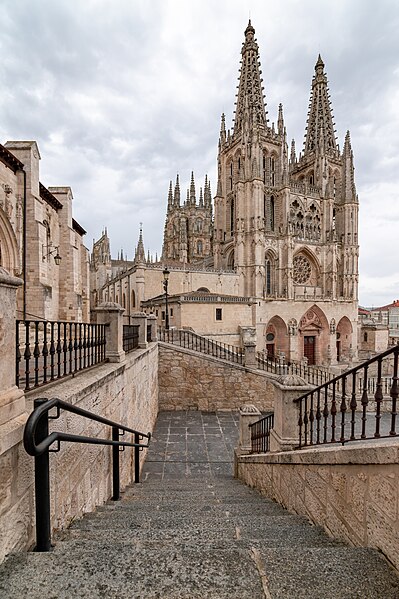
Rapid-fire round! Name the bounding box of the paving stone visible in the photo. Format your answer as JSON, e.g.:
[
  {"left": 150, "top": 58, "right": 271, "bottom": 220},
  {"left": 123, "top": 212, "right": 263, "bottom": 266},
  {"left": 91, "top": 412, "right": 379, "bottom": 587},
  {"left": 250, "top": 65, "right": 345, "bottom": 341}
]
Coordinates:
[{"left": 0, "top": 410, "right": 398, "bottom": 599}]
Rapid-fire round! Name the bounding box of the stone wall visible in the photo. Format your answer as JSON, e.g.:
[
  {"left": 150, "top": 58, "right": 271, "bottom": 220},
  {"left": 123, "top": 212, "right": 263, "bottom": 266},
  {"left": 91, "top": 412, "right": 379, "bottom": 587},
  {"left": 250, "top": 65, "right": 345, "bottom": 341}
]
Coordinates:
[
  {"left": 158, "top": 343, "right": 275, "bottom": 411},
  {"left": 0, "top": 344, "right": 158, "bottom": 562},
  {"left": 235, "top": 441, "right": 399, "bottom": 571}
]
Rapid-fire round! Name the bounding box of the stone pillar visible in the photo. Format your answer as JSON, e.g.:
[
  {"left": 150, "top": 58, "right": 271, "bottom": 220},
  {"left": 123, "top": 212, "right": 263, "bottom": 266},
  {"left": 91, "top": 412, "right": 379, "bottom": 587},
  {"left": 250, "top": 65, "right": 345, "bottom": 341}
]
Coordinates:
[
  {"left": 0, "top": 268, "right": 26, "bottom": 454},
  {"left": 130, "top": 312, "right": 148, "bottom": 349},
  {"left": 147, "top": 314, "right": 158, "bottom": 342},
  {"left": 95, "top": 302, "right": 125, "bottom": 363},
  {"left": 269, "top": 374, "right": 314, "bottom": 453},
  {"left": 240, "top": 325, "right": 257, "bottom": 368},
  {"left": 238, "top": 404, "right": 262, "bottom": 452}
]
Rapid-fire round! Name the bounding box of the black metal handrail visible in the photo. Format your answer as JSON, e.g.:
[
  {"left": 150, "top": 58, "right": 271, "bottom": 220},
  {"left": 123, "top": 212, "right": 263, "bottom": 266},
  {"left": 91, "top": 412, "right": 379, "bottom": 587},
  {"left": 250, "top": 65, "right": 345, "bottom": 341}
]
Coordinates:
[
  {"left": 159, "top": 328, "right": 244, "bottom": 365},
  {"left": 293, "top": 344, "right": 399, "bottom": 448},
  {"left": 23, "top": 397, "right": 151, "bottom": 552},
  {"left": 16, "top": 320, "right": 107, "bottom": 391},
  {"left": 249, "top": 413, "right": 274, "bottom": 453}
]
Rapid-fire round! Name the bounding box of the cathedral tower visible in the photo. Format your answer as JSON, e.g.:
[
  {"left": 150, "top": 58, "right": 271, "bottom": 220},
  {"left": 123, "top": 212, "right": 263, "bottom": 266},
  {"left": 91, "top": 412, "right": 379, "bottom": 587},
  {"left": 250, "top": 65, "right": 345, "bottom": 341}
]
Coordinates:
[
  {"left": 213, "top": 21, "right": 289, "bottom": 296},
  {"left": 162, "top": 172, "right": 213, "bottom": 263}
]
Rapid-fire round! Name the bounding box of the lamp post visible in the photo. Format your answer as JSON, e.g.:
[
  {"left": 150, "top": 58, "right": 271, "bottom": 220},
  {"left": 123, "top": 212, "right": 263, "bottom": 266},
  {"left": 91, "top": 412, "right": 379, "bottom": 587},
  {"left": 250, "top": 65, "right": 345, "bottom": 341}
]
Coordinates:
[{"left": 162, "top": 267, "right": 170, "bottom": 330}]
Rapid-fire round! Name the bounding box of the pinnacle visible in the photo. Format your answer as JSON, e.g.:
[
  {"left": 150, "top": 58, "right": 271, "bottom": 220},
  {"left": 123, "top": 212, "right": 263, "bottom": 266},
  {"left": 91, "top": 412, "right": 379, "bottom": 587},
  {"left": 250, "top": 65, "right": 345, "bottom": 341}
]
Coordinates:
[{"left": 315, "top": 53, "right": 324, "bottom": 69}]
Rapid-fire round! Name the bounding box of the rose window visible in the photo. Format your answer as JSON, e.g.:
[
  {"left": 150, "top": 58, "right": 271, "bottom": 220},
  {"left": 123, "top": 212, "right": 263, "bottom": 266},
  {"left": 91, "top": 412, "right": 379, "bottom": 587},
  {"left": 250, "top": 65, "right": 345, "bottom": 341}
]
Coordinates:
[{"left": 293, "top": 255, "right": 311, "bottom": 284}]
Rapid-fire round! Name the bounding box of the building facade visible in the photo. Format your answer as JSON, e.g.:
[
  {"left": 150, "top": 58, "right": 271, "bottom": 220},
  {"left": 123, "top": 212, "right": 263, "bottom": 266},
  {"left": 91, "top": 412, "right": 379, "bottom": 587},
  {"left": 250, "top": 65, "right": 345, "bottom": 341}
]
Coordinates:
[
  {"left": 93, "top": 21, "right": 359, "bottom": 365},
  {"left": 0, "top": 141, "right": 89, "bottom": 321}
]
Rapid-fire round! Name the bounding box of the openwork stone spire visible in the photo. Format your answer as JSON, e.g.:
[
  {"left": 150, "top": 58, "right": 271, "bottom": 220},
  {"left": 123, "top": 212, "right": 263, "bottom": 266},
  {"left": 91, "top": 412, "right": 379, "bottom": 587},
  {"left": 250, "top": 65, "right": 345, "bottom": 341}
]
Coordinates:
[
  {"left": 134, "top": 223, "right": 146, "bottom": 264},
  {"left": 342, "top": 130, "right": 357, "bottom": 203},
  {"left": 233, "top": 20, "right": 267, "bottom": 134},
  {"left": 303, "top": 55, "right": 338, "bottom": 156}
]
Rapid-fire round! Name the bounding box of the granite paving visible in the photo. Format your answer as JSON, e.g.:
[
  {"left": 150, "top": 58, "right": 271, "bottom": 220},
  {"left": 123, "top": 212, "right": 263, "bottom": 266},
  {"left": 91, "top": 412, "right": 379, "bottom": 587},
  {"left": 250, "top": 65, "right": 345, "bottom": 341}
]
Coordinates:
[{"left": 0, "top": 410, "right": 398, "bottom": 598}]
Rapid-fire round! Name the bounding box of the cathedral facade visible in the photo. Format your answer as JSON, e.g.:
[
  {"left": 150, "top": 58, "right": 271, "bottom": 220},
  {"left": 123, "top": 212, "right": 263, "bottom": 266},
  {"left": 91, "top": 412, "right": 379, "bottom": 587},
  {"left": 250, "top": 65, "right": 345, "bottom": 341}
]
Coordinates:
[{"left": 94, "top": 21, "right": 359, "bottom": 365}]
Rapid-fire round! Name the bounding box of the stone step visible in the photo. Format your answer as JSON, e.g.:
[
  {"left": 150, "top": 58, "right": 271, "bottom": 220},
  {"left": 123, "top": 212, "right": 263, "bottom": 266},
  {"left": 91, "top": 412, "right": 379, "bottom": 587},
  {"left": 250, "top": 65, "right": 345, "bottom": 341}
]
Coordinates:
[{"left": 1, "top": 542, "right": 398, "bottom": 599}]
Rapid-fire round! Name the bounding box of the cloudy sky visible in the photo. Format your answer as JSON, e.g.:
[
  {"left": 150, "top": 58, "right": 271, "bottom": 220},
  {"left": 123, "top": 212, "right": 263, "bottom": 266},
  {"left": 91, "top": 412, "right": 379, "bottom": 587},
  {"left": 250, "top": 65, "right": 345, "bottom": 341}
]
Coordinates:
[{"left": 0, "top": 0, "right": 398, "bottom": 307}]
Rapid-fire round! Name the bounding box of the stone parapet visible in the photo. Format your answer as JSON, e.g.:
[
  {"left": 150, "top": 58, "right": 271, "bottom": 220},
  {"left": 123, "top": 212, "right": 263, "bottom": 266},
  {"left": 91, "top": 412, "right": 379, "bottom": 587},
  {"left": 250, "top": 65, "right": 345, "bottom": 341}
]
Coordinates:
[
  {"left": 235, "top": 439, "right": 399, "bottom": 572},
  {"left": 95, "top": 302, "right": 125, "bottom": 362},
  {"left": 158, "top": 343, "right": 276, "bottom": 412}
]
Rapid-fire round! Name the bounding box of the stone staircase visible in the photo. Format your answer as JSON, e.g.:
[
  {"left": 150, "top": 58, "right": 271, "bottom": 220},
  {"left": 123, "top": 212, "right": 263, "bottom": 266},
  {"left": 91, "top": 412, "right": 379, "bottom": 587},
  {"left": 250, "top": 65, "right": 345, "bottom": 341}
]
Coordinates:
[{"left": 1, "top": 410, "right": 399, "bottom": 598}]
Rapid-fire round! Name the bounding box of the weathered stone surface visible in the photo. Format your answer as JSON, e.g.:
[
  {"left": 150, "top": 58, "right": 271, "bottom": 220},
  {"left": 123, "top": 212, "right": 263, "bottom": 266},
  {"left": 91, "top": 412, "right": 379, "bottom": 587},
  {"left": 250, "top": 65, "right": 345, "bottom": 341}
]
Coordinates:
[
  {"left": 236, "top": 440, "right": 399, "bottom": 571},
  {"left": 0, "top": 344, "right": 159, "bottom": 563},
  {"left": 159, "top": 344, "right": 276, "bottom": 412}
]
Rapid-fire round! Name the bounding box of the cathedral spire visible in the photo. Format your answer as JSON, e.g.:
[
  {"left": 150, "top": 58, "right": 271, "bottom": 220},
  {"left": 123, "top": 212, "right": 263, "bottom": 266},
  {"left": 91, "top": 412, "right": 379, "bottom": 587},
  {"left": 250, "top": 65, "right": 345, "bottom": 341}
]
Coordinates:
[
  {"left": 134, "top": 223, "right": 146, "bottom": 264},
  {"left": 174, "top": 173, "right": 180, "bottom": 206},
  {"left": 303, "top": 55, "right": 338, "bottom": 157},
  {"left": 204, "top": 175, "right": 211, "bottom": 207},
  {"left": 220, "top": 113, "right": 226, "bottom": 144},
  {"left": 342, "top": 130, "right": 357, "bottom": 203},
  {"left": 233, "top": 20, "right": 267, "bottom": 135},
  {"left": 199, "top": 186, "right": 203, "bottom": 207},
  {"left": 167, "top": 180, "right": 173, "bottom": 211},
  {"left": 277, "top": 103, "right": 284, "bottom": 135},
  {"left": 190, "top": 171, "right": 196, "bottom": 205}
]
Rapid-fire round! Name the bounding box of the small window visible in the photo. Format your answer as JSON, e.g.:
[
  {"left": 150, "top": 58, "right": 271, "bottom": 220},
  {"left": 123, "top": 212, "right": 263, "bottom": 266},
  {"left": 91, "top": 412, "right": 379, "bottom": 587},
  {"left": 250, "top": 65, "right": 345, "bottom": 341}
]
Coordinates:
[
  {"left": 161, "top": 311, "right": 165, "bottom": 321},
  {"left": 266, "top": 333, "right": 275, "bottom": 342},
  {"left": 364, "top": 332, "right": 368, "bottom": 342},
  {"left": 170, "top": 308, "right": 174, "bottom": 317},
  {"left": 216, "top": 308, "right": 222, "bottom": 321},
  {"left": 155, "top": 310, "right": 158, "bottom": 317}
]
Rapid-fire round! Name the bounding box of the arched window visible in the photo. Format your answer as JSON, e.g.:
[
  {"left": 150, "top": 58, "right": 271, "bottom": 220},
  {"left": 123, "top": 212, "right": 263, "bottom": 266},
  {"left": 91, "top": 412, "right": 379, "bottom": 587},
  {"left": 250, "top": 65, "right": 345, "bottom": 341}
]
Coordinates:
[
  {"left": 263, "top": 154, "right": 267, "bottom": 183},
  {"left": 195, "top": 218, "right": 203, "bottom": 233},
  {"left": 229, "top": 162, "right": 233, "bottom": 191},
  {"left": 230, "top": 197, "right": 235, "bottom": 233},
  {"left": 264, "top": 195, "right": 275, "bottom": 232},
  {"left": 265, "top": 259, "right": 272, "bottom": 295},
  {"left": 122, "top": 293, "right": 126, "bottom": 308},
  {"left": 270, "top": 157, "right": 276, "bottom": 187},
  {"left": 197, "top": 240, "right": 203, "bottom": 254},
  {"left": 131, "top": 290, "right": 136, "bottom": 308},
  {"left": 309, "top": 173, "right": 314, "bottom": 185}
]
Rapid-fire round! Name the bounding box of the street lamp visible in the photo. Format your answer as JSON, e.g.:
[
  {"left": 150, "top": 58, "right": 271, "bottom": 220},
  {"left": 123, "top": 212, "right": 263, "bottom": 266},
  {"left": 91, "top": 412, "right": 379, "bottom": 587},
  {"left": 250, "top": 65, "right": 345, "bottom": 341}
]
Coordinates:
[{"left": 162, "top": 267, "right": 170, "bottom": 330}]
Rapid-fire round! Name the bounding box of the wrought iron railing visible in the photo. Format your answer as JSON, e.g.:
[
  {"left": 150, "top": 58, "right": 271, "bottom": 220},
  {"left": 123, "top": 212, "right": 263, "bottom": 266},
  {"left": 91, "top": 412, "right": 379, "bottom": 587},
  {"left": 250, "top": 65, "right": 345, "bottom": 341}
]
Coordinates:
[
  {"left": 256, "top": 352, "right": 330, "bottom": 386},
  {"left": 159, "top": 328, "right": 244, "bottom": 365},
  {"left": 16, "top": 320, "right": 106, "bottom": 391},
  {"left": 294, "top": 344, "right": 399, "bottom": 448},
  {"left": 249, "top": 413, "right": 274, "bottom": 453},
  {"left": 24, "top": 397, "right": 151, "bottom": 552},
  {"left": 123, "top": 324, "right": 140, "bottom": 352}
]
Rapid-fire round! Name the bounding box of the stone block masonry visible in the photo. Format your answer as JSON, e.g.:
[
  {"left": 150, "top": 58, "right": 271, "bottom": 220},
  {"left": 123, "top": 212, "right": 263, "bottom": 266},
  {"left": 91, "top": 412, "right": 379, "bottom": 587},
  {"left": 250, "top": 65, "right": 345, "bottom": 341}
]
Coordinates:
[
  {"left": 236, "top": 440, "right": 399, "bottom": 572},
  {"left": 0, "top": 344, "right": 158, "bottom": 562},
  {"left": 158, "top": 343, "right": 275, "bottom": 412}
]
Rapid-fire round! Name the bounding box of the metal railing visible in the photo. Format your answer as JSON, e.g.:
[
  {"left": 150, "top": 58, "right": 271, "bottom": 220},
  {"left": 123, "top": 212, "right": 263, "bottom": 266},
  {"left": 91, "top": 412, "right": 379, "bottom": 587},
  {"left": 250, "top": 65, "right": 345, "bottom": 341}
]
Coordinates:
[
  {"left": 16, "top": 320, "right": 106, "bottom": 391},
  {"left": 294, "top": 344, "right": 399, "bottom": 448},
  {"left": 256, "top": 352, "right": 330, "bottom": 386},
  {"left": 123, "top": 324, "right": 140, "bottom": 352},
  {"left": 249, "top": 413, "right": 274, "bottom": 453},
  {"left": 23, "top": 397, "right": 151, "bottom": 552},
  {"left": 159, "top": 328, "right": 244, "bottom": 365}
]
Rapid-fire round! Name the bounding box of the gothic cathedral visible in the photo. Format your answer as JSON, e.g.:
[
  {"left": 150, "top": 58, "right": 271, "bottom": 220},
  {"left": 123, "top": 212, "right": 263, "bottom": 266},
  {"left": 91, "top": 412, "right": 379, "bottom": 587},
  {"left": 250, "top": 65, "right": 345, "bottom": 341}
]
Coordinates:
[{"left": 94, "top": 21, "right": 359, "bottom": 366}]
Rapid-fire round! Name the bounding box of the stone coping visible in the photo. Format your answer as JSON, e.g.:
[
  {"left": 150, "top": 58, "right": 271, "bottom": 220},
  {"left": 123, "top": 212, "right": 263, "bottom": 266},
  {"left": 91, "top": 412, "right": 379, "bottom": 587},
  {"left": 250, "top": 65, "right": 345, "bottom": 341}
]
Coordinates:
[
  {"left": 25, "top": 343, "right": 158, "bottom": 406},
  {"left": 158, "top": 341, "right": 280, "bottom": 379},
  {"left": 237, "top": 438, "right": 399, "bottom": 465}
]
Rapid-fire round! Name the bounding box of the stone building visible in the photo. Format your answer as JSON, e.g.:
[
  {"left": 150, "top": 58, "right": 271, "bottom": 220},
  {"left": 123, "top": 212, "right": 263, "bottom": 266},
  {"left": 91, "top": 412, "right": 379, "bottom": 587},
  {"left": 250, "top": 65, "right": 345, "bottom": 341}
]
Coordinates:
[
  {"left": 0, "top": 140, "right": 89, "bottom": 321},
  {"left": 93, "top": 21, "right": 359, "bottom": 365},
  {"left": 162, "top": 173, "right": 213, "bottom": 264}
]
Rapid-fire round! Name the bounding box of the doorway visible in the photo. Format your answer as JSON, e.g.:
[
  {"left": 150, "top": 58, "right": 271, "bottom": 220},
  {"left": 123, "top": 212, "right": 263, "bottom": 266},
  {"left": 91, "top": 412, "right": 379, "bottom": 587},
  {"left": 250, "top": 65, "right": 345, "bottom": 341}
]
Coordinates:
[{"left": 304, "top": 336, "right": 316, "bottom": 365}]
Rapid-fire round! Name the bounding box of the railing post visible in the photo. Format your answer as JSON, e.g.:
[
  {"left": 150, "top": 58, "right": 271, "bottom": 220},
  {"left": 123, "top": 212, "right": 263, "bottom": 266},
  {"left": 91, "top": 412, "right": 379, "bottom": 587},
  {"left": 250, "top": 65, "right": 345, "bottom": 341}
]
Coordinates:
[
  {"left": 112, "top": 426, "right": 120, "bottom": 500},
  {"left": 240, "top": 326, "right": 257, "bottom": 368},
  {"left": 269, "top": 374, "right": 313, "bottom": 452},
  {"left": 33, "top": 398, "right": 51, "bottom": 552},
  {"left": 94, "top": 302, "right": 125, "bottom": 363},
  {"left": 129, "top": 312, "right": 148, "bottom": 349},
  {"left": 134, "top": 432, "right": 140, "bottom": 483}
]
